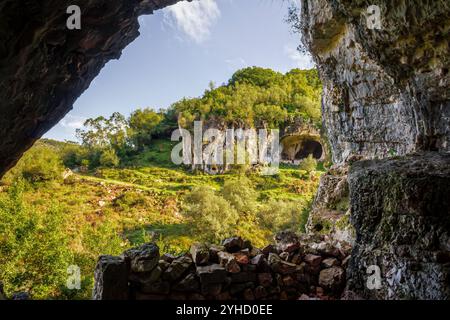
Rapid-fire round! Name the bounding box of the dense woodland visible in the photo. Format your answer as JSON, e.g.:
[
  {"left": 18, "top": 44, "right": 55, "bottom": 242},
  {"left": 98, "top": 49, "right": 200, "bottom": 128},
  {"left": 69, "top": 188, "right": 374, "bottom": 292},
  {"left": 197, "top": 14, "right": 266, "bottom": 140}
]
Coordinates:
[{"left": 0, "top": 67, "right": 323, "bottom": 299}]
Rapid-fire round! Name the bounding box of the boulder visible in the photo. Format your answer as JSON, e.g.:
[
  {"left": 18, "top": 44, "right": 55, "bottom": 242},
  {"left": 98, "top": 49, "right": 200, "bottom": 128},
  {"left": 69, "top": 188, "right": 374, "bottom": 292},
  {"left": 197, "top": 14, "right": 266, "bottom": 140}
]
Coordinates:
[
  {"left": 141, "top": 280, "right": 170, "bottom": 295},
  {"left": 230, "top": 272, "right": 257, "bottom": 283},
  {"left": 124, "top": 243, "right": 160, "bottom": 273},
  {"left": 304, "top": 254, "right": 322, "bottom": 267},
  {"left": 321, "top": 258, "right": 339, "bottom": 268},
  {"left": 254, "top": 286, "right": 268, "bottom": 299},
  {"left": 208, "top": 245, "right": 225, "bottom": 263},
  {"left": 274, "top": 231, "right": 300, "bottom": 253},
  {"left": 163, "top": 256, "right": 193, "bottom": 283},
  {"left": 234, "top": 252, "right": 250, "bottom": 265},
  {"left": 319, "top": 266, "right": 345, "bottom": 295},
  {"left": 173, "top": 273, "right": 200, "bottom": 292},
  {"left": 250, "top": 254, "right": 270, "bottom": 272},
  {"left": 190, "top": 243, "right": 210, "bottom": 266},
  {"left": 222, "top": 237, "right": 244, "bottom": 253},
  {"left": 217, "top": 251, "right": 240, "bottom": 273},
  {"left": 257, "top": 273, "right": 273, "bottom": 287},
  {"left": 196, "top": 264, "right": 227, "bottom": 284},
  {"left": 261, "top": 244, "right": 277, "bottom": 256},
  {"left": 201, "top": 283, "right": 222, "bottom": 296},
  {"left": 93, "top": 255, "right": 129, "bottom": 300}
]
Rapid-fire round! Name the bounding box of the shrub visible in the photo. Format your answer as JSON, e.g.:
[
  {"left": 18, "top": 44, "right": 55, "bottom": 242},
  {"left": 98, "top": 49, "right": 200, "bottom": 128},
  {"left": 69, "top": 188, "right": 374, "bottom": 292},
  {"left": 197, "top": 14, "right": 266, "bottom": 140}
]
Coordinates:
[
  {"left": 222, "top": 177, "right": 258, "bottom": 214},
  {"left": 0, "top": 179, "right": 73, "bottom": 298},
  {"left": 99, "top": 148, "right": 120, "bottom": 168},
  {"left": 258, "top": 199, "right": 304, "bottom": 233},
  {"left": 60, "top": 143, "right": 88, "bottom": 168},
  {"left": 183, "top": 186, "right": 239, "bottom": 242},
  {"left": 2, "top": 144, "right": 63, "bottom": 184},
  {"left": 298, "top": 154, "right": 317, "bottom": 173}
]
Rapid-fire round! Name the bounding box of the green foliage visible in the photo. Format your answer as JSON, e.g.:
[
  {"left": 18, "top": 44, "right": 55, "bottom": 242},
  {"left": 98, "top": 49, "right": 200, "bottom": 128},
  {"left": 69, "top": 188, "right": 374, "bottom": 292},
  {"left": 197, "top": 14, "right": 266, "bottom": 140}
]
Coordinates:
[
  {"left": 183, "top": 186, "right": 239, "bottom": 242},
  {"left": 222, "top": 177, "right": 258, "bottom": 214},
  {"left": 3, "top": 143, "right": 63, "bottom": 184},
  {"left": 0, "top": 179, "right": 73, "bottom": 299},
  {"left": 173, "top": 67, "right": 322, "bottom": 129},
  {"left": 113, "top": 191, "right": 146, "bottom": 211},
  {"left": 258, "top": 199, "right": 305, "bottom": 233},
  {"left": 229, "top": 67, "right": 283, "bottom": 87},
  {"left": 299, "top": 154, "right": 318, "bottom": 173},
  {"left": 60, "top": 142, "right": 88, "bottom": 168},
  {"left": 76, "top": 112, "right": 128, "bottom": 150},
  {"left": 99, "top": 148, "right": 120, "bottom": 168},
  {"left": 128, "top": 108, "right": 163, "bottom": 151}
]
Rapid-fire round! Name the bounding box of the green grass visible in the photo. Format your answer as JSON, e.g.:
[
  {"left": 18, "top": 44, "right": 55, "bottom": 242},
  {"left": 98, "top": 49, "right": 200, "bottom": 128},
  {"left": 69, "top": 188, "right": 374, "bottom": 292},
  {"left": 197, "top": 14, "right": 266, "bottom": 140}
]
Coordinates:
[{"left": 0, "top": 138, "right": 325, "bottom": 299}]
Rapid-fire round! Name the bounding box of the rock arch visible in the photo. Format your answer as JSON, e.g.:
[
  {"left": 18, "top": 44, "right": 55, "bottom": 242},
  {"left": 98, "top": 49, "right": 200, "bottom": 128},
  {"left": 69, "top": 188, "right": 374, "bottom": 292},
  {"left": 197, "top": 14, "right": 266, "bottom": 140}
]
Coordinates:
[{"left": 280, "top": 134, "right": 324, "bottom": 162}]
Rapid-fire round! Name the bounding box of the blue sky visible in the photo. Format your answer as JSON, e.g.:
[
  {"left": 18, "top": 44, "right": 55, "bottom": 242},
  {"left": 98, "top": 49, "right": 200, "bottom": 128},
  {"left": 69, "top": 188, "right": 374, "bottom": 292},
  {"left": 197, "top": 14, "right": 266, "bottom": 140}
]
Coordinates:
[{"left": 45, "top": 0, "right": 313, "bottom": 141}]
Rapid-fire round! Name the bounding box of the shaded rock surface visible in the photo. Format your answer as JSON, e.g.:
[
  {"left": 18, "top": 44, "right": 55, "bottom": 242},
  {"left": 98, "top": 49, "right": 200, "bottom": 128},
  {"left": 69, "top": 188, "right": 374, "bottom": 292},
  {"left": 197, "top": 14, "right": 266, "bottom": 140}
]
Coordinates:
[
  {"left": 346, "top": 152, "right": 450, "bottom": 300},
  {"left": 301, "top": 0, "right": 450, "bottom": 300},
  {"left": 0, "top": 0, "right": 184, "bottom": 177}
]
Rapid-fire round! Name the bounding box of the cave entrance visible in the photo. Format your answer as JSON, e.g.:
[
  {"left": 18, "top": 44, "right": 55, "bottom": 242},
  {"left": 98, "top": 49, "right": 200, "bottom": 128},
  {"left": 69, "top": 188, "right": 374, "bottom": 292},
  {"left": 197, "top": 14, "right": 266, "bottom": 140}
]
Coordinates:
[
  {"left": 295, "top": 140, "right": 323, "bottom": 160},
  {"left": 281, "top": 136, "right": 324, "bottom": 162}
]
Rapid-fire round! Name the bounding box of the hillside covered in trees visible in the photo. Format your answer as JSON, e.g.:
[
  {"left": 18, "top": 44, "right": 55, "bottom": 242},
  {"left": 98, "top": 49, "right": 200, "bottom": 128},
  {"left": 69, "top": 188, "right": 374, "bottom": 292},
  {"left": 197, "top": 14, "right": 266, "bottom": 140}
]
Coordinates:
[{"left": 60, "top": 67, "right": 322, "bottom": 170}]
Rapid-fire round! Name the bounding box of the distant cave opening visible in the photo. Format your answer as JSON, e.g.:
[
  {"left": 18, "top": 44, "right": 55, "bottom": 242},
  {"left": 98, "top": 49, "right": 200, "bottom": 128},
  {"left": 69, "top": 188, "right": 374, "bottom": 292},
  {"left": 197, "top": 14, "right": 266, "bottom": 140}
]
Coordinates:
[
  {"left": 295, "top": 140, "right": 323, "bottom": 160},
  {"left": 281, "top": 137, "right": 324, "bottom": 162}
]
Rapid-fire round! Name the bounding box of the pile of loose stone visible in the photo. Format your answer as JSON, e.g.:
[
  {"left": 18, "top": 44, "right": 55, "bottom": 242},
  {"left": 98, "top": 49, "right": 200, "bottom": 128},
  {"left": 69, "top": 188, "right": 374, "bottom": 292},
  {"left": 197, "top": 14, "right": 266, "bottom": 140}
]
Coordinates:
[{"left": 93, "top": 232, "right": 352, "bottom": 300}]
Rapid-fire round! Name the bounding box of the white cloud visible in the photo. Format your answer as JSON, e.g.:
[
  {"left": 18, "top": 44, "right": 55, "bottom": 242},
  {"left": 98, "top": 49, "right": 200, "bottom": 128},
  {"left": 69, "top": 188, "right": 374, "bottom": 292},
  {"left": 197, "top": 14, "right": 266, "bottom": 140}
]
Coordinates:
[
  {"left": 60, "top": 114, "right": 86, "bottom": 129},
  {"left": 163, "top": 0, "right": 220, "bottom": 44},
  {"left": 284, "top": 44, "right": 314, "bottom": 69}
]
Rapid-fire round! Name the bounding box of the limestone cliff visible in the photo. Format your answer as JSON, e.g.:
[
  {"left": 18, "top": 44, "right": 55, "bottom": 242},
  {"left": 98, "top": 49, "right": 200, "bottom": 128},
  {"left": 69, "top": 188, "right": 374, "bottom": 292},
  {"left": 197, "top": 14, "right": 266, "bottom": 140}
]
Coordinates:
[
  {"left": 301, "top": 0, "right": 449, "bottom": 164},
  {"left": 301, "top": 0, "right": 450, "bottom": 299}
]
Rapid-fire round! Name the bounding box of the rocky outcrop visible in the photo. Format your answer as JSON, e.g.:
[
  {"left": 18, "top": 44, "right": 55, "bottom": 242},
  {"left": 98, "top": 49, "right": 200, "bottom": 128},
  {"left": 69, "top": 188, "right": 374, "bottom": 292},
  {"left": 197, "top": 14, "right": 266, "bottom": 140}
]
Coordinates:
[
  {"left": 306, "top": 164, "right": 354, "bottom": 245},
  {"left": 93, "top": 235, "right": 351, "bottom": 300},
  {"left": 301, "top": 0, "right": 450, "bottom": 164},
  {"left": 301, "top": 0, "right": 450, "bottom": 299},
  {"left": 347, "top": 152, "right": 450, "bottom": 300},
  {"left": 0, "top": 0, "right": 185, "bottom": 177}
]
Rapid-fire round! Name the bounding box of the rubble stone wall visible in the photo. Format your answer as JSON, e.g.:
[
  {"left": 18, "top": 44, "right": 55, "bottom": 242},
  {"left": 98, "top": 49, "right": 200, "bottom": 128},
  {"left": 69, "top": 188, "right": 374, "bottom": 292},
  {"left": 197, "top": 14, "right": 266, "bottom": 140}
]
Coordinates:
[{"left": 93, "top": 234, "right": 352, "bottom": 300}]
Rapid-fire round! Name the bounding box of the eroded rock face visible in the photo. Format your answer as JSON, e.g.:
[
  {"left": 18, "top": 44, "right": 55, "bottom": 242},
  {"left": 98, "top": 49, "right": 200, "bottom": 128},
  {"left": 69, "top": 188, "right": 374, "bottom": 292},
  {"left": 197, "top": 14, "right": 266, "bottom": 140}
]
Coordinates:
[
  {"left": 0, "top": 0, "right": 184, "bottom": 177},
  {"left": 301, "top": 0, "right": 450, "bottom": 164},
  {"left": 301, "top": 0, "right": 450, "bottom": 299},
  {"left": 347, "top": 153, "right": 450, "bottom": 299}
]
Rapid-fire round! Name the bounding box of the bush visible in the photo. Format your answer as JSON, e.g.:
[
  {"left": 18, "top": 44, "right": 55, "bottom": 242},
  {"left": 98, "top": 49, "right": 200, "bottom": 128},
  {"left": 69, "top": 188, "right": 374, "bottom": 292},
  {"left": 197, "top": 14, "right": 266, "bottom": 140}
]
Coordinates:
[
  {"left": 222, "top": 177, "right": 258, "bottom": 214},
  {"left": 0, "top": 179, "right": 73, "bottom": 298},
  {"left": 3, "top": 144, "right": 63, "bottom": 184},
  {"left": 113, "top": 191, "right": 146, "bottom": 211},
  {"left": 183, "top": 186, "right": 239, "bottom": 242},
  {"left": 99, "top": 148, "right": 120, "bottom": 168},
  {"left": 61, "top": 143, "right": 88, "bottom": 168},
  {"left": 298, "top": 154, "right": 317, "bottom": 173},
  {"left": 258, "top": 199, "right": 304, "bottom": 233}
]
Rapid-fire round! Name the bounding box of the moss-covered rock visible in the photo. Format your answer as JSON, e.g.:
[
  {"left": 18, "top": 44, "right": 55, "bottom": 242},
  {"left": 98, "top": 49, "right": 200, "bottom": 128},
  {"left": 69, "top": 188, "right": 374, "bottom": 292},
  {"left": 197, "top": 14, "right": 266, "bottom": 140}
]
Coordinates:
[{"left": 347, "top": 152, "right": 450, "bottom": 300}]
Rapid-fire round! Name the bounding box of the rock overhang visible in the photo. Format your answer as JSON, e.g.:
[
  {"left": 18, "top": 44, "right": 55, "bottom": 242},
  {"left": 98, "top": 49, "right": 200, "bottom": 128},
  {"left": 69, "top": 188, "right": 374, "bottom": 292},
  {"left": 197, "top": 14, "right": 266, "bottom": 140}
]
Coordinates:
[{"left": 0, "top": 0, "right": 187, "bottom": 177}]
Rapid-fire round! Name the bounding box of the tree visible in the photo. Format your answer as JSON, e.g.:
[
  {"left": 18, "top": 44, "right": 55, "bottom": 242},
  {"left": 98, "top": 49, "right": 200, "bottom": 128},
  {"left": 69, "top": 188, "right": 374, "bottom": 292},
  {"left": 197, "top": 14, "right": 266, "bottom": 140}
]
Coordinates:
[
  {"left": 183, "top": 186, "right": 239, "bottom": 242},
  {"left": 75, "top": 112, "right": 129, "bottom": 167},
  {"left": 128, "top": 108, "right": 163, "bottom": 151},
  {"left": 229, "top": 67, "right": 283, "bottom": 88},
  {"left": 76, "top": 112, "right": 128, "bottom": 151}
]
